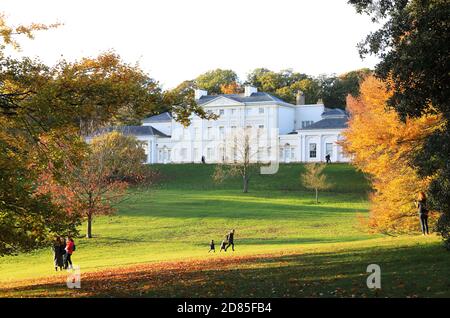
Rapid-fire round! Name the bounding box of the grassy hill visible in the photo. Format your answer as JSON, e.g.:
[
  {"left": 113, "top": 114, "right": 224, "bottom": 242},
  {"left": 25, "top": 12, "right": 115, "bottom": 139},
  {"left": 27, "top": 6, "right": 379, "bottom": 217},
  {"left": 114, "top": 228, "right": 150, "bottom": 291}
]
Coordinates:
[{"left": 0, "top": 163, "right": 449, "bottom": 297}]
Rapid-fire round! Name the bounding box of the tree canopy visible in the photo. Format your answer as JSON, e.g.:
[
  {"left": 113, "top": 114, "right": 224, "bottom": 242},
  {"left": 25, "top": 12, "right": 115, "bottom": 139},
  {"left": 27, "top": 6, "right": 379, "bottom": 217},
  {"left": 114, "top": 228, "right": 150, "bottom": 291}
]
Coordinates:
[{"left": 349, "top": 0, "right": 450, "bottom": 247}]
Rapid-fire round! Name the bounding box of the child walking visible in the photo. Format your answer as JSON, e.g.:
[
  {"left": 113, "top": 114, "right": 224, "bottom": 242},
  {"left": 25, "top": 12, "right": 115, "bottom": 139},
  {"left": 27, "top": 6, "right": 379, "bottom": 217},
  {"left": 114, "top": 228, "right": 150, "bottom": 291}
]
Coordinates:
[
  {"left": 209, "top": 240, "right": 215, "bottom": 253},
  {"left": 219, "top": 239, "right": 228, "bottom": 252}
]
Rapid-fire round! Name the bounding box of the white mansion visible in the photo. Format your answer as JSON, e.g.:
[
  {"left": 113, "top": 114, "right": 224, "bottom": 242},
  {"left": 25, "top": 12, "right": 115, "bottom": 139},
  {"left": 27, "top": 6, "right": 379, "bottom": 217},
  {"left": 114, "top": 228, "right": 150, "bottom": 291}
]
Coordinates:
[{"left": 93, "top": 86, "right": 350, "bottom": 164}]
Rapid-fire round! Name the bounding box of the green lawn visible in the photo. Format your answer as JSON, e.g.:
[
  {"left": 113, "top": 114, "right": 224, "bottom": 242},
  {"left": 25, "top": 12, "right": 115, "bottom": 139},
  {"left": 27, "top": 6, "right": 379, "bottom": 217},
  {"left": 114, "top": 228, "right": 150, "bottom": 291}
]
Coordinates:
[{"left": 1, "top": 163, "right": 449, "bottom": 297}]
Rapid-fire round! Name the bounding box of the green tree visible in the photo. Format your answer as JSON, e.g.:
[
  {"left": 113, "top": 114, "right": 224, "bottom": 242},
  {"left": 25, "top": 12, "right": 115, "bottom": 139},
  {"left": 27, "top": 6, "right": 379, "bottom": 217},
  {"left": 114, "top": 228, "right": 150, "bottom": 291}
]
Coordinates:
[
  {"left": 196, "top": 69, "right": 238, "bottom": 95},
  {"left": 349, "top": 0, "right": 450, "bottom": 247},
  {"left": 301, "top": 163, "right": 332, "bottom": 204},
  {"left": 162, "top": 79, "right": 218, "bottom": 127},
  {"left": 0, "top": 16, "right": 81, "bottom": 256},
  {"left": 320, "top": 68, "right": 372, "bottom": 108},
  {"left": 245, "top": 68, "right": 319, "bottom": 104}
]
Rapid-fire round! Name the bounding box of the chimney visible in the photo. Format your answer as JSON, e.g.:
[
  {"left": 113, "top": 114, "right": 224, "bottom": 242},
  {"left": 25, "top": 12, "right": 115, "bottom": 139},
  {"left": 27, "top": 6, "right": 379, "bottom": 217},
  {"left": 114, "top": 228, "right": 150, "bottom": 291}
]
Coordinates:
[
  {"left": 194, "top": 89, "right": 208, "bottom": 100},
  {"left": 296, "top": 90, "right": 305, "bottom": 105},
  {"left": 244, "top": 86, "right": 258, "bottom": 97}
]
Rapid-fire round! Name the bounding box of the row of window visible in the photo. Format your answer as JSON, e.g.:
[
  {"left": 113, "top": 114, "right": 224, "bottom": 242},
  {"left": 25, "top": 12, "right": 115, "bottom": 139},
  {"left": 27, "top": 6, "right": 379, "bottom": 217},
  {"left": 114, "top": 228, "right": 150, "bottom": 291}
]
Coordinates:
[
  {"left": 309, "top": 143, "right": 333, "bottom": 158},
  {"left": 157, "top": 143, "right": 335, "bottom": 162},
  {"left": 209, "top": 107, "right": 266, "bottom": 116},
  {"left": 301, "top": 120, "right": 314, "bottom": 128},
  {"left": 181, "top": 125, "right": 266, "bottom": 140}
]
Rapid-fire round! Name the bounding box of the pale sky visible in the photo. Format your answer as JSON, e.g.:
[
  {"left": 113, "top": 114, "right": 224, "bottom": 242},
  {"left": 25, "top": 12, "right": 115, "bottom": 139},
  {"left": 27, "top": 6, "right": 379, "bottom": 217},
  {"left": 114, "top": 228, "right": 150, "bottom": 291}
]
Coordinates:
[{"left": 2, "top": 0, "right": 379, "bottom": 89}]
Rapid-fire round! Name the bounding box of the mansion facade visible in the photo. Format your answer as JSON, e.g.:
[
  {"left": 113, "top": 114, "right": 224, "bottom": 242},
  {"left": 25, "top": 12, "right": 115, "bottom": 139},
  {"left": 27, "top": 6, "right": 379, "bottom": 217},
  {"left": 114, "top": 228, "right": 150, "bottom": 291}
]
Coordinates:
[{"left": 91, "top": 86, "right": 350, "bottom": 164}]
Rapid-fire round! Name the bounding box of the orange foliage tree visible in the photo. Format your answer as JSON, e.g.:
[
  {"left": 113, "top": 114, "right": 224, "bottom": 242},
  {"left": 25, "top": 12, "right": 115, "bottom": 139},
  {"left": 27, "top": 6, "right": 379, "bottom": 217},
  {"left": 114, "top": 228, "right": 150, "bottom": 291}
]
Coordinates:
[
  {"left": 220, "top": 82, "right": 241, "bottom": 94},
  {"left": 37, "top": 132, "right": 147, "bottom": 238},
  {"left": 341, "top": 76, "right": 443, "bottom": 234}
]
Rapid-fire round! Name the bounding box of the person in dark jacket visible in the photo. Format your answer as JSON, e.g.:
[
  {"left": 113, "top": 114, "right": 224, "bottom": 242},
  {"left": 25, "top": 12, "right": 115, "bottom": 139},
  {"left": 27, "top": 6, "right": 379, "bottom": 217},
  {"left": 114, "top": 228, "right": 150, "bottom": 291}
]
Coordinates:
[
  {"left": 201, "top": 155, "right": 206, "bottom": 164},
  {"left": 52, "top": 237, "right": 65, "bottom": 271},
  {"left": 325, "top": 154, "right": 331, "bottom": 164},
  {"left": 209, "top": 240, "right": 215, "bottom": 253},
  {"left": 415, "top": 192, "right": 429, "bottom": 235},
  {"left": 225, "top": 229, "right": 235, "bottom": 252}
]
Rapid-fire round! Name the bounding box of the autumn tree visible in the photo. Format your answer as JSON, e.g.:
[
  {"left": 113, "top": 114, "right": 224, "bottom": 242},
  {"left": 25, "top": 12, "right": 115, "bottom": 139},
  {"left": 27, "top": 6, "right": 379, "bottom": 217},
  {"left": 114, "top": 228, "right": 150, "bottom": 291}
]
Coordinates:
[
  {"left": 196, "top": 69, "right": 238, "bottom": 95},
  {"left": 301, "top": 163, "right": 332, "bottom": 204},
  {"left": 349, "top": 0, "right": 450, "bottom": 246},
  {"left": 341, "top": 76, "right": 443, "bottom": 234},
  {"left": 38, "top": 132, "right": 147, "bottom": 238},
  {"left": 213, "top": 128, "right": 261, "bottom": 193},
  {"left": 0, "top": 15, "right": 83, "bottom": 255},
  {"left": 220, "top": 82, "right": 241, "bottom": 94}
]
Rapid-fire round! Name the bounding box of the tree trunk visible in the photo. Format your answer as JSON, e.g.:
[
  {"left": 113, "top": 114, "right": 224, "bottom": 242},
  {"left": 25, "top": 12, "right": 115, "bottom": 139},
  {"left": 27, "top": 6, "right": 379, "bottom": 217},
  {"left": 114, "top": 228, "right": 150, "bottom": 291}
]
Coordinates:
[
  {"left": 315, "top": 188, "right": 319, "bottom": 204},
  {"left": 86, "top": 214, "right": 92, "bottom": 238},
  {"left": 243, "top": 176, "right": 249, "bottom": 193}
]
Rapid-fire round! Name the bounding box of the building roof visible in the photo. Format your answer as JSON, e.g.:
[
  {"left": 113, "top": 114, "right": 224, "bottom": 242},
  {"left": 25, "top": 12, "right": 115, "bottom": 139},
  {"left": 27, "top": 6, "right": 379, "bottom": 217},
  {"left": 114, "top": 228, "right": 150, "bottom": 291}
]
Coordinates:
[
  {"left": 321, "top": 108, "right": 348, "bottom": 117},
  {"left": 196, "top": 92, "right": 290, "bottom": 106},
  {"left": 142, "top": 112, "right": 172, "bottom": 123},
  {"left": 92, "top": 125, "right": 171, "bottom": 138},
  {"left": 300, "top": 117, "right": 348, "bottom": 130}
]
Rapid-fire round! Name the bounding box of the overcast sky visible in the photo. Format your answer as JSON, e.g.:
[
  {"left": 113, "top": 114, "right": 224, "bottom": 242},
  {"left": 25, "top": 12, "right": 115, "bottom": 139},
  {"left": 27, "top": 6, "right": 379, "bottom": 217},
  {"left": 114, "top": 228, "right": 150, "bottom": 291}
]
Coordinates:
[{"left": 2, "top": 0, "right": 380, "bottom": 89}]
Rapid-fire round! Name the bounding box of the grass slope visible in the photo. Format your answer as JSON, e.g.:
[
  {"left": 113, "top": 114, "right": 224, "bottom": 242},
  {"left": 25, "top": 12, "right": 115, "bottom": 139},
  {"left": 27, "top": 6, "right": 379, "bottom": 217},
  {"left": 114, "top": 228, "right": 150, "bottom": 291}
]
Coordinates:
[{"left": 0, "top": 163, "right": 448, "bottom": 297}]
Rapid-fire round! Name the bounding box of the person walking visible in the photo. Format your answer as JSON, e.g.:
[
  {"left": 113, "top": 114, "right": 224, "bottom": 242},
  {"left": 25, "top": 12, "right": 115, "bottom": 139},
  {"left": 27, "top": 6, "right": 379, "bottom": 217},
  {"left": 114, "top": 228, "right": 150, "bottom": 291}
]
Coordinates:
[
  {"left": 415, "top": 192, "right": 429, "bottom": 235},
  {"left": 64, "top": 236, "right": 75, "bottom": 269},
  {"left": 209, "top": 239, "right": 215, "bottom": 253},
  {"left": 225, "top": 229, "right": 235, "bottom": 252},
  {"left": 52, "top": 237, "right": 65, "bottom": 271}
]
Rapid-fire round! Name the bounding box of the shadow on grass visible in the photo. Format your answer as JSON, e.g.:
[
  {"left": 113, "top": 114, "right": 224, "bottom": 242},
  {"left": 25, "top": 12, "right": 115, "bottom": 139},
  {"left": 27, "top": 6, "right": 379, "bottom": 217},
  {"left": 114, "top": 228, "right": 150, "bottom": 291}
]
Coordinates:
[
  {"left": 2, "top": 241, "right": 449, "bottom": 298},
  {"left": 122, "top": 199, "right": 368, "bottom": 220}
]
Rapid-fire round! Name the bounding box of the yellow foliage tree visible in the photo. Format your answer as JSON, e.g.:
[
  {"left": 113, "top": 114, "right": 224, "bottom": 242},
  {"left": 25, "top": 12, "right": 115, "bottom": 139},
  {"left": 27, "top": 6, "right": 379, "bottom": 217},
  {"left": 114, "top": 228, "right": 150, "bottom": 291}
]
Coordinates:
[{"left": 341, "top": 76, "right": 443, "bottom": 234}]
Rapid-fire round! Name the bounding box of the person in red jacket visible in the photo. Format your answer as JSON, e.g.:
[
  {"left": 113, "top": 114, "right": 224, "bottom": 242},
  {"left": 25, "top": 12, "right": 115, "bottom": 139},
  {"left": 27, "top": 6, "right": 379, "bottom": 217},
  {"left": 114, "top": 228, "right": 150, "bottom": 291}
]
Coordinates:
[{"left": 64, "top": 236, "right": 75, "bottom": 270}]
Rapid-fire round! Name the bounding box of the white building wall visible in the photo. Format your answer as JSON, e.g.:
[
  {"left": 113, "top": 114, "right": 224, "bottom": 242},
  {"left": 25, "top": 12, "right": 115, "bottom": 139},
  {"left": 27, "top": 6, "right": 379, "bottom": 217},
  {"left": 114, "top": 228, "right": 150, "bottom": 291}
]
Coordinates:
[
  {"left": 277, "top": 106, "right": 295, "bottom": 134},
  {"left": 295, "top": 104, "right": 325, "bottom": 130},
  {"left": 146, "top": 97, "right": 349, "bottom": 164}
]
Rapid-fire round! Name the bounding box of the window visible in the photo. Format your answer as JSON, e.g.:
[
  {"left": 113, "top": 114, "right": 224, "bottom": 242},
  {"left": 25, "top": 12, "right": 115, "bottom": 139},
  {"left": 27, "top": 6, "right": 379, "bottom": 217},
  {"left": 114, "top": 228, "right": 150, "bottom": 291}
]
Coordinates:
[
  {"left": 219, "top": 147, "right": 225, "bottom": 162},
  {"left": 259, "top": 107, "right": 264, "bottom": 114},
  {"left": 291, "top": 147, "right": 295, "bottom": 159},
  {"left": 194, "top": 127, "right": 199, "bottom": 140},
  {"left": 245, "top": 108, "right": 252, "bottom": 115},
  {"left": 180, "top": 148, "right": 187, "bottom": 160},
  {"left": 142, "top": 141, "right": 149, "bottom": 163},
  {"left": 207, "top": 147, "right": 214, "bottom": 159},
  {"left": 219, "top": 109, "right": 224, "bottom": 115},
  {"left": 309, "top": 143, "right": 317, "bottom": 158},
  {"left": 302, "top": 121, "right": 314, "bottom": 128},
  {"left": 258, "top": 124, "right": 264, "bottom": 129},
  {"left": 167, "top": 150, "right": 171, "bottom": 161},
  {"left": 326, "top": 143, "right": 333, "bottom": 156},
  {"left": 219, "top": 126, "right": 225, "bottom": 138},
  {"left": 246, "top": 125, "right": 252, "bottom": 129},
  {"left": 207, "top": 127, "right": 213, "bottom": 139},
  {"left": 193, "top": 148, "right": 199, "bottom": 161},
  {"left": 231, "top": 108, "right": 236, "bottom": 115}
]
